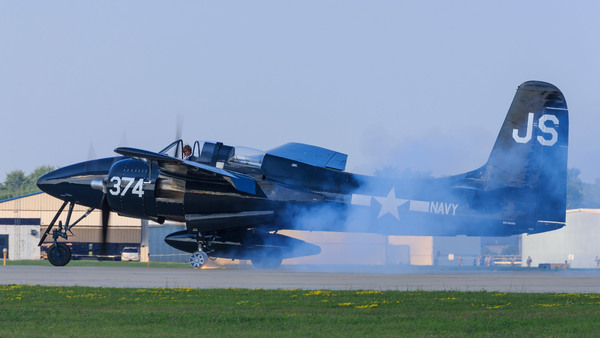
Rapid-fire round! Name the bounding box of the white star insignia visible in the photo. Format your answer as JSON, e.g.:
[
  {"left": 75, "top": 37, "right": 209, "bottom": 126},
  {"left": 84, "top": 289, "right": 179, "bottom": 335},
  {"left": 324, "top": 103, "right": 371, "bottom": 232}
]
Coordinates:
[{"left": 374, "top": 187, "right": 407, "bottom": 220}]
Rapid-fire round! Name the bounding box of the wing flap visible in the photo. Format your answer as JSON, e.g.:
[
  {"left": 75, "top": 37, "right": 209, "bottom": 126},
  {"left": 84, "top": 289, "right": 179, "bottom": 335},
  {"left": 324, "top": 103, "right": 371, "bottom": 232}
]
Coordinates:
[{"left": 185, "top": 211, "right": 275, "bottom": 232}]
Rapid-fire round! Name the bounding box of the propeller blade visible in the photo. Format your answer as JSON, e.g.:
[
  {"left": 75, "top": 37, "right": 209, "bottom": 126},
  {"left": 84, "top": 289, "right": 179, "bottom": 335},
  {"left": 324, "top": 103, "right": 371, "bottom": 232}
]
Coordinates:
[
  {"left": 99, "top": 196, "right": 110, "bottom": 260},
  {"left": 119, "top": 130, "right": 128, "bottom": 147},
  {"left": 87, "top": 141, "right": 97, "bottom": 160},
  {"left": 176, "top": 114, "right": 183, "bottom": 140}
]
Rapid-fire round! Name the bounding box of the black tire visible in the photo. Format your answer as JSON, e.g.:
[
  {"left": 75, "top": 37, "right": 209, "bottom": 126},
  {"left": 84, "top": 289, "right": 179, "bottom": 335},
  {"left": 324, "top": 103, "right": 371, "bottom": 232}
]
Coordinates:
[{"left": 47, "top": 243, "right": 72, "bottom": 266}]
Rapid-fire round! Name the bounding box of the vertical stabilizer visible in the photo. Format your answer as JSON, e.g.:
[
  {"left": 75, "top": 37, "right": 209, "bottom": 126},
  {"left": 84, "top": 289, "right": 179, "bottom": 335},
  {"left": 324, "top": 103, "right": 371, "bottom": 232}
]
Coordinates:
[{"left": 485, "top": 81, "right": 568, "bottom": 233}]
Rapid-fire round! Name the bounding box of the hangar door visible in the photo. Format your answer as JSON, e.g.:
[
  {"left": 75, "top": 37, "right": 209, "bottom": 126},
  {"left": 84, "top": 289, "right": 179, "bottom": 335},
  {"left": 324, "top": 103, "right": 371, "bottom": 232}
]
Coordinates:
[{"left": 0, "top": 235, "right": 7, "bottom": 259}]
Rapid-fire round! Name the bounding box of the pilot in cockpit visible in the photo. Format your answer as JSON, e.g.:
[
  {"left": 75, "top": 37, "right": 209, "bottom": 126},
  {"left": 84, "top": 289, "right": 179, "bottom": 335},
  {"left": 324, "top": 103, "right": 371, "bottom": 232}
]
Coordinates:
[{"left": 183, "top": 145, "right": 192, "bottom": 160}]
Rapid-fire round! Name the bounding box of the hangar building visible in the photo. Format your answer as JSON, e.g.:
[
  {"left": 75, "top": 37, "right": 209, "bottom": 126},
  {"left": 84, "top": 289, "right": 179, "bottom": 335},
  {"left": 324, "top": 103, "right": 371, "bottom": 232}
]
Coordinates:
[
  {"left": 0, "top": 192, "right": 145, "bottom": 260},
  {"left": 280, "top": 231, "right": 481, "bottom": 267},
  {"left": 522, "top": 209, "right": 600, "bottom": 269}
]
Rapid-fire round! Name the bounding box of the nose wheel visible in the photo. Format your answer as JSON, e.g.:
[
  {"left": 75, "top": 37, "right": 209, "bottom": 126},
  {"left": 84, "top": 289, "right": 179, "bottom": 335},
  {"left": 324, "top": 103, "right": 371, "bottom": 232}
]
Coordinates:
[
  {"left": 47, "top": 243, "right": 72, "bottom": 266},
  {"left": 189, "top": 250, "right": 209, "bottom": 269}
]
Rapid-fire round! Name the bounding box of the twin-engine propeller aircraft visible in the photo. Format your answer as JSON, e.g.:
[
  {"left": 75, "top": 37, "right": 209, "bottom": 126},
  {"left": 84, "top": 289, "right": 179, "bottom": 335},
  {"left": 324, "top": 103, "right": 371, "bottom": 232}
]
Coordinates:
[{"left": 37, "top": 81, "right": 568, "bottom": 268}]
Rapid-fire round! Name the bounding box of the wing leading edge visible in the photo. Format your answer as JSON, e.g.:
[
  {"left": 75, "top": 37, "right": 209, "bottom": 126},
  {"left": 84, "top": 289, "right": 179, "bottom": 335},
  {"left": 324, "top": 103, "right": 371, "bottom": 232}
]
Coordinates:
[{"left": 114, "top": 147, "right": 260, "bottom": 196}]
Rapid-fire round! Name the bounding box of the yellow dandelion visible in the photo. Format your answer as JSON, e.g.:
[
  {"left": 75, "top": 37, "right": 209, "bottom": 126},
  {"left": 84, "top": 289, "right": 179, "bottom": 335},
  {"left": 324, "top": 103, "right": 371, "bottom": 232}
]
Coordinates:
[
  {"left": 356, "top": 290, "right": 383, "bottom": 295},
  {"left": 304, "top": 290, "right": 331, "bottom": 296}
]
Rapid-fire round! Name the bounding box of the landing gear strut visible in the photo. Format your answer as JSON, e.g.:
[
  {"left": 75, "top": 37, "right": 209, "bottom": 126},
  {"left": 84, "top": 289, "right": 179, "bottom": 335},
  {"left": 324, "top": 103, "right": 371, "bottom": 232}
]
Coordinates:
[
  {"left": 39, "top": 201, "right": 95, "bottom": 267},
  {"left": 188, "top": 232, "right": 213, "bottom": 269}
]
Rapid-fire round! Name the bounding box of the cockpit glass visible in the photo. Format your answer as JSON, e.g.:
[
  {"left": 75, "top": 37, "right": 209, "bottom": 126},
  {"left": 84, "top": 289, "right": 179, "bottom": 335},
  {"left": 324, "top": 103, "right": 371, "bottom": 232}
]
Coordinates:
[
  {"left": 159, "top": 139, "right": 264, "bottom": 168},
  {"left": 192, "top": 141, "right": 201, "bottom": 158},
  {"left": 230, "top": 146, "right": 265, "bottom": 167},
  {"left": 159, "top": 140, "right": 184, "bottom": 158}
]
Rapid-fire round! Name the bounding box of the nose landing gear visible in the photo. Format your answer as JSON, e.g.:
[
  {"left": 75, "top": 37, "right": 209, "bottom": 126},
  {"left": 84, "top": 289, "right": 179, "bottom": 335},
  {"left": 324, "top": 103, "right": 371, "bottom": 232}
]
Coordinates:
[
  {"left": 39, "top": 201, "right": 95, "bottom": 267},
  {"left": 47, "top": 243, "right": 72, "bottom": 266}
]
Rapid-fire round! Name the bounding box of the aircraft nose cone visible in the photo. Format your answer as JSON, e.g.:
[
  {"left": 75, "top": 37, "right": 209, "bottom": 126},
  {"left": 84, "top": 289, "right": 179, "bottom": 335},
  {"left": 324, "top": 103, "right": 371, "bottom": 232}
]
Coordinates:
[
  {"left": 37, "top": 157, "right": 120, "bottom": 208},
  {"left": 36, "top": 170, "right": 56, "bottom": 193}
]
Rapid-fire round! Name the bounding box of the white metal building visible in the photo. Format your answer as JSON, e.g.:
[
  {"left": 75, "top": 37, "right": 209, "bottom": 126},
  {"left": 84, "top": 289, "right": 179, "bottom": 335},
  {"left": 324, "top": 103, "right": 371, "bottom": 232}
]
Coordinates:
[
  {"left": 0, "top": 192, "right": 144, "bottom": 261},
  {"left": 0, "top": 224, "right": 40, "bottom": 260},
  {"left": 522, "top": 209, "right": 600, "bottom": 269}
]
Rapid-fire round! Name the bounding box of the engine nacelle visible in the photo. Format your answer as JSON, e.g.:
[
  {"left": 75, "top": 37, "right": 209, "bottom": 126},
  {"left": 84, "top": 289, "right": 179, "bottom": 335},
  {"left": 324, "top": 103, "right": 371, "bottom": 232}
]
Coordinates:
[{"left": 106, "top": 158, "right": 157, "bottom": 219}]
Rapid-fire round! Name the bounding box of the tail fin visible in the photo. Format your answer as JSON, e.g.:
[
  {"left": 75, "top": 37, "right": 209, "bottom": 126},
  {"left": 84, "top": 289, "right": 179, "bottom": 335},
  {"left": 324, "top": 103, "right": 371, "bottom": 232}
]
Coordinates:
[{"left": 485, "top": 81, "right": 569, "bottom": 233}]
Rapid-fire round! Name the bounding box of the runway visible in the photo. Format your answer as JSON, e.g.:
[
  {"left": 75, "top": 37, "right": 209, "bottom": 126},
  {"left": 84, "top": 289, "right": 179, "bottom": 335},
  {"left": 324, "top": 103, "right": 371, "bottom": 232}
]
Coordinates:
[{"left": 2, "top": 265, "right": 600, "bottom": 292}]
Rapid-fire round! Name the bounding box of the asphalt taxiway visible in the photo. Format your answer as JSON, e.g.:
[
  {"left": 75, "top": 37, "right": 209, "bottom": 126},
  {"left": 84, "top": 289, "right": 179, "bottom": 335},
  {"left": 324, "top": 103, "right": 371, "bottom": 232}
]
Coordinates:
[{"left": 2, "top": 265, "right": 600, "bottom": 292}]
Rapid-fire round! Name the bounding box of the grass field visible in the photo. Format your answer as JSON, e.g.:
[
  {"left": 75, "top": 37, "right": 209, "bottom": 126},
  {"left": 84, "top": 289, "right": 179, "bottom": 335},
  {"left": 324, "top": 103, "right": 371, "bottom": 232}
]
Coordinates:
[{"left": 1, "top": 285, "right": 599, "bottom": 336}]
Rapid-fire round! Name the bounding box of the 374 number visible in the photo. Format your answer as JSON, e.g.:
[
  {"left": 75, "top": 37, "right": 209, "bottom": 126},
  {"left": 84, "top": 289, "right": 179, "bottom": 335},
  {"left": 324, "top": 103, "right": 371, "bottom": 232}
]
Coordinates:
[{"left": 109, "top": 177, "right": 144, "bottom": 198}]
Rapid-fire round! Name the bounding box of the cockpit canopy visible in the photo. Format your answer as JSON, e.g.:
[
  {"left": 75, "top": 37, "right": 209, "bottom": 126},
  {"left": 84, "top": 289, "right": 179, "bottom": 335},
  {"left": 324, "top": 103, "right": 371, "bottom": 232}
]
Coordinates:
[
  {"left": 231, "top": 146, "right": 266, "bottom": 167},
  {"left": 159, "top": 139, "right": 185, "bottom": 158},
  {"left": 159, "top": 139, "right": 265, "bottom": 169}
]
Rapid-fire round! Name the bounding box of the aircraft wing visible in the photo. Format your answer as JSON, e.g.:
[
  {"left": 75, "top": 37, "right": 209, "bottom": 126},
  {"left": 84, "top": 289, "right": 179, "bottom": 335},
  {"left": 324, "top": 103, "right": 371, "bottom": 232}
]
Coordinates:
[{"left": 114, "top": 147, "right": 260, "bottom": 196}]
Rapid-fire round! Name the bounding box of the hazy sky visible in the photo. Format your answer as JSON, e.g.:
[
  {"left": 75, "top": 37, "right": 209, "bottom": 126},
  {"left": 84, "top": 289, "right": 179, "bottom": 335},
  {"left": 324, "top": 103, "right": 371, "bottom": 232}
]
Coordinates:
[{"left": 1, "top": 2, "right": 598, "bottom": 182}]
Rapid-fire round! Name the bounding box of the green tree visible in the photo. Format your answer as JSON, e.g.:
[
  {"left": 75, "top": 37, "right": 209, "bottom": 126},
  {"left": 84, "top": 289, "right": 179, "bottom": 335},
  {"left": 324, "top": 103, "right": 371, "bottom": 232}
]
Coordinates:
[
  {"left": 0, "top": 165, "right": 55, "bottom": 200},
  {"left": 25, "top": 165, "right": 55, "bottom": 194},
  {"left": 567, "top": 168, "right": 584, "bottom": 209},
  {"left": 581, "top": 178, "right": 600, "bottom": 208},
  {"left": 566, "top": 168, "right": 600, "bottom": 209},
  {"left": 4, "top": 170, "right": 27, "bottom": 196}
]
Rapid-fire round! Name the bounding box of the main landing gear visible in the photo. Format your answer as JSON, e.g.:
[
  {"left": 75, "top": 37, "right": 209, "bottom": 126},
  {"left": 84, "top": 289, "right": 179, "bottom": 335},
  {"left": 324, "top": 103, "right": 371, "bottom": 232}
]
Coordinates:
[
  {"left": 189, "top": 251, "right": 209, "bottom": 269},
  {"left": 189, "top": 233, "right": 211, "bottom": 269},
  {"left": 183, "top": 232, "right": 284, "bottom": 269}
]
